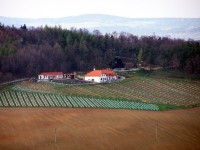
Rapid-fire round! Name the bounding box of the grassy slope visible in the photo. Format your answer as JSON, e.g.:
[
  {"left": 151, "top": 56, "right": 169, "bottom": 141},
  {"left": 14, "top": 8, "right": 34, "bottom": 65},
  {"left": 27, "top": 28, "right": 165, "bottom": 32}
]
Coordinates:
[{"left": 117, "top": 69, "right": 200, "bottom": 80}]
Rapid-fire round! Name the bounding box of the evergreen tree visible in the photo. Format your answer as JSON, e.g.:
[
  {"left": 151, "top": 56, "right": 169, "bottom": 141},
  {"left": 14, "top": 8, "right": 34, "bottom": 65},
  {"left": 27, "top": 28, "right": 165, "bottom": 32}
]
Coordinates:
[{"left": 137, "top": 48, "right": 143, "bottom": 65}]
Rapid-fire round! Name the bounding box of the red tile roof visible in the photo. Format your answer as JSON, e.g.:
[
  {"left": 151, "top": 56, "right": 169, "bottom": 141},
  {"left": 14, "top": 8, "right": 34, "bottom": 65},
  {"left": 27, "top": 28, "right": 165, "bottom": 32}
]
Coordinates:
[
  {"left": 39, "top": 72, "right": 63, "bottom": 76},
  {"left": 85, "top": 69, "right": 116, "bottom": 77}
]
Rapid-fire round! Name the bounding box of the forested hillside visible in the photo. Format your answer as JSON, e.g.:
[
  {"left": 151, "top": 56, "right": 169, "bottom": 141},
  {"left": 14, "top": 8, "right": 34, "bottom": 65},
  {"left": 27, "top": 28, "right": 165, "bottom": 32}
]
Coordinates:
[{"left": 0, "top": 24, "right": 200, "bottom": 81}]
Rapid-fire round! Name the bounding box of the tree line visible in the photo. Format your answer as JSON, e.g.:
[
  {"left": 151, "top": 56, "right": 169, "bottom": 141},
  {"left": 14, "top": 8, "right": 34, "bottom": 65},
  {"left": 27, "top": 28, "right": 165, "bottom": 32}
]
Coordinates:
[{"left": 0, "top": 24, "right": 199, "bottom": 81}]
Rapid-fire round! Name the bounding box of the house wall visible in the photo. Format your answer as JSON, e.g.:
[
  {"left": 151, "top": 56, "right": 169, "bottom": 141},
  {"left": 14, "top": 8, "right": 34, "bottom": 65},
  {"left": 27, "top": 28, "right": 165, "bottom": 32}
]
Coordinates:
[
  {"left": 85, "top": 74, "right": 117, "bottom": 83},
  {"left": 85, "top": 76, "right": 101, "bottom": 83},
  {"left": 100, "top": 74, "right": 108, "bottom": 83},
  {"left": 38, "top": 75, "right": 50, "bottom": 80},
  {"left": 38, "top": 74, "right": 63, "bottom": 80},
  {"left": 38, "top": 75, "right": 45, "bottom": 79},
  {"left": 56, "top": 75, "right": 63, "bottom": 79}
]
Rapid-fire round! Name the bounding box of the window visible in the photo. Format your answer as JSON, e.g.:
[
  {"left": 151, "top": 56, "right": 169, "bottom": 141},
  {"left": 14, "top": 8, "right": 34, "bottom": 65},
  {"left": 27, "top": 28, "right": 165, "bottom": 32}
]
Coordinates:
[{"left": 101, "top": 78, "right": 103, "bottom": 80}]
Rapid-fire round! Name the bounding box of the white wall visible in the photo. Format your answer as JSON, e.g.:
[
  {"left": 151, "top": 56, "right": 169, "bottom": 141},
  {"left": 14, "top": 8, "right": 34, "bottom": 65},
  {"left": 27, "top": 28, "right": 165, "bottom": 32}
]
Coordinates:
[
  {"left": 38, "top": 75, "right": 50, "bottom": 80},
  {"left": 85, "top": 76, "right": 101, "bottom": 83},
  {"left": 38, "top": 74, "right": 63, "bottom": 80},
  {"left": 85, "top": 75, "right": 117, "bottom": 83},
  {"left": 55, "top": 75, "right": 63, "bottom": 79},
  {"left": 38, "top": 75, "right": 44, "bottom": 79}
]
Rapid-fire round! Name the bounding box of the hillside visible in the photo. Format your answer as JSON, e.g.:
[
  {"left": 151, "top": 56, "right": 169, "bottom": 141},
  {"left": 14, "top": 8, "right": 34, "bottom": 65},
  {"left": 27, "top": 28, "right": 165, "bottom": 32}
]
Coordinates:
[
  {"left": 0, "top": 70, "right": 199, "bottom": 111},
  {"left": 1, "top": 14, "right": 200, "bottom": 40},
  {"left": 0, "top": 24, "right": 200, "bottom": 82}
]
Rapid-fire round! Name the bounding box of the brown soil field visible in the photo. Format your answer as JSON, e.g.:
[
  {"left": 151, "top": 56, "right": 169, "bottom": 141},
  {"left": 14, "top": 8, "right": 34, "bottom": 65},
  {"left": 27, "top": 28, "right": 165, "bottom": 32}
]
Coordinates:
[{"left": 0, "top": 107, "right": 200, "bottom": 150}]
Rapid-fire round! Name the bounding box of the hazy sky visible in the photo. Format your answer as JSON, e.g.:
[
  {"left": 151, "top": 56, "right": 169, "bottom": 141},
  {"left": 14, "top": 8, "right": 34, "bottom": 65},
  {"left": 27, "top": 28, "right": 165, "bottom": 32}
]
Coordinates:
[{"left": 0, "top": 0, "right": 199, "bottom": 18}]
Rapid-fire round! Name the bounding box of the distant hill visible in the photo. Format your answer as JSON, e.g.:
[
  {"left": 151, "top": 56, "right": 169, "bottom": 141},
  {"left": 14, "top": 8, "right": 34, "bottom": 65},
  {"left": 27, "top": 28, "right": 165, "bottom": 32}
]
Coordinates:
[{"left": 0, "top": 14, "right": 200, "bottom": 40}]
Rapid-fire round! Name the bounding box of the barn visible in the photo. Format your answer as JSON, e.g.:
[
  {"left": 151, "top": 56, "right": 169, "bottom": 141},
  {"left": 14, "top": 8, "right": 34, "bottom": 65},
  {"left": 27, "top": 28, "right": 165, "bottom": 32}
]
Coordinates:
[{"left": 84, "top": 69, "right": 117, "bottom": 83}]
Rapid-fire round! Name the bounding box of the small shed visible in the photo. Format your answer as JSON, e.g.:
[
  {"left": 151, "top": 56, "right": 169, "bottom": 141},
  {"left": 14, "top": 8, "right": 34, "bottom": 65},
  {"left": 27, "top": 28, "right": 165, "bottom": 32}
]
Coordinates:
[{"left": 66, "top": 72, "right": 77, "bottom": 79}]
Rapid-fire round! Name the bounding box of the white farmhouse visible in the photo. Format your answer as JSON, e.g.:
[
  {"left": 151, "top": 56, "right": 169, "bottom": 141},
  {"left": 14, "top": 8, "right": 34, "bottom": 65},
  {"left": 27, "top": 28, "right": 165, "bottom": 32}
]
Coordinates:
[
  {"left": 38, "top": 72, "right": 64, "bottom": 81},
  {"left": 84, "top": 69, "right": 117, "bottom": 83}
]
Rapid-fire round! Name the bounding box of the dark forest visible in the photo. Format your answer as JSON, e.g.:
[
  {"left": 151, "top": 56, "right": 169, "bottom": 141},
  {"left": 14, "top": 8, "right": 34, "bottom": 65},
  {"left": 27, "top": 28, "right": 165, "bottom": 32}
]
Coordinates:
[{"left": 0, "top": 24, "right": 200, "bottom": 81}]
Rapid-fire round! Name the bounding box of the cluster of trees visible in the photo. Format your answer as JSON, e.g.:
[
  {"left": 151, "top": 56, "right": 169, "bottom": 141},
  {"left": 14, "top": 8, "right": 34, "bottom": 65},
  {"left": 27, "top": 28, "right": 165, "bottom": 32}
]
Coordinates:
[{"left": 0, "top": 24, "right": 199, "bottom": 81}]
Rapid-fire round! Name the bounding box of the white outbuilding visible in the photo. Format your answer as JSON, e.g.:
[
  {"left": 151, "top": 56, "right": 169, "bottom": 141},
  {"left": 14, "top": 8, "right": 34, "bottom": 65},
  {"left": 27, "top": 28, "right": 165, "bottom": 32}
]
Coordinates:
[{"left": 38, "top": 72, "right": 64, "bottom": 81}]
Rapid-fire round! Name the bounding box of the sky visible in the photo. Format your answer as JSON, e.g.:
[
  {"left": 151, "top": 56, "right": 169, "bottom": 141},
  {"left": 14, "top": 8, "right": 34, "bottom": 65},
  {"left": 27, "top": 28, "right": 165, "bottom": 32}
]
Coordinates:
[{"left": 0, "top": 0, "right": 200, "bottom": 18}]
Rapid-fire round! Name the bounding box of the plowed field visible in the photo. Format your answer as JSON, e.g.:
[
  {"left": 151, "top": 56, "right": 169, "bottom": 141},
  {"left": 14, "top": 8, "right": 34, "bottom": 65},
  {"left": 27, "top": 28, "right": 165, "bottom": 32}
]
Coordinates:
[{"left": 0, "top": 107, "right": 200, "bottom": 150}]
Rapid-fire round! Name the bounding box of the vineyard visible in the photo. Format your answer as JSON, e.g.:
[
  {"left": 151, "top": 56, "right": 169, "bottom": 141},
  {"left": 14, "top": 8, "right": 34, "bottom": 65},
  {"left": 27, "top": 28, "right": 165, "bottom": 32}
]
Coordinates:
[
  {"left": 12, "top": 76, "right": 200, "bottom": 107},
  {"left": 0, "top": 91, "right": 159, "bottom": 111}
]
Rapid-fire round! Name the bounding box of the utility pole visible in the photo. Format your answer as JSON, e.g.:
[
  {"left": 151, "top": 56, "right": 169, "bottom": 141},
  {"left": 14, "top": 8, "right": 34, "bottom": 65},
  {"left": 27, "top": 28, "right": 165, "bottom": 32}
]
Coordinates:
[
  {"left": 55, "top": 128, "right": 57, "bottom": 143},
  {"left": 156, "top": 122, "right": 158, "bottom": 139}
]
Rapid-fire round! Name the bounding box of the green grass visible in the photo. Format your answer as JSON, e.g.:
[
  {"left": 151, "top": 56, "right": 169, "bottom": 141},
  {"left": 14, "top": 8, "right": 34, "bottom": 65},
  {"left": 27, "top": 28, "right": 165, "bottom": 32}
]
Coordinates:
[
  {"left": 118, "top": 69, "right": 200, "bottom": 80},
  {"left": 0, "top": 84, "right": 13, "bottom": 92},
  {"left": 156, "top": 103, "right": 186, "bottom": 111},
  {"left": 150, "top": 70, "right": 200, "bottom": 80}
]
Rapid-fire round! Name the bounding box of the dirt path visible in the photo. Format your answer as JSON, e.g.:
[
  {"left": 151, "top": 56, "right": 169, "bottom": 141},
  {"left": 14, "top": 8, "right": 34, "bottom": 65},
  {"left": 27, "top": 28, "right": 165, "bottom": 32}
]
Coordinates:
[{"left": 0, "top": 107, "right": 200, "bottom": 150}]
